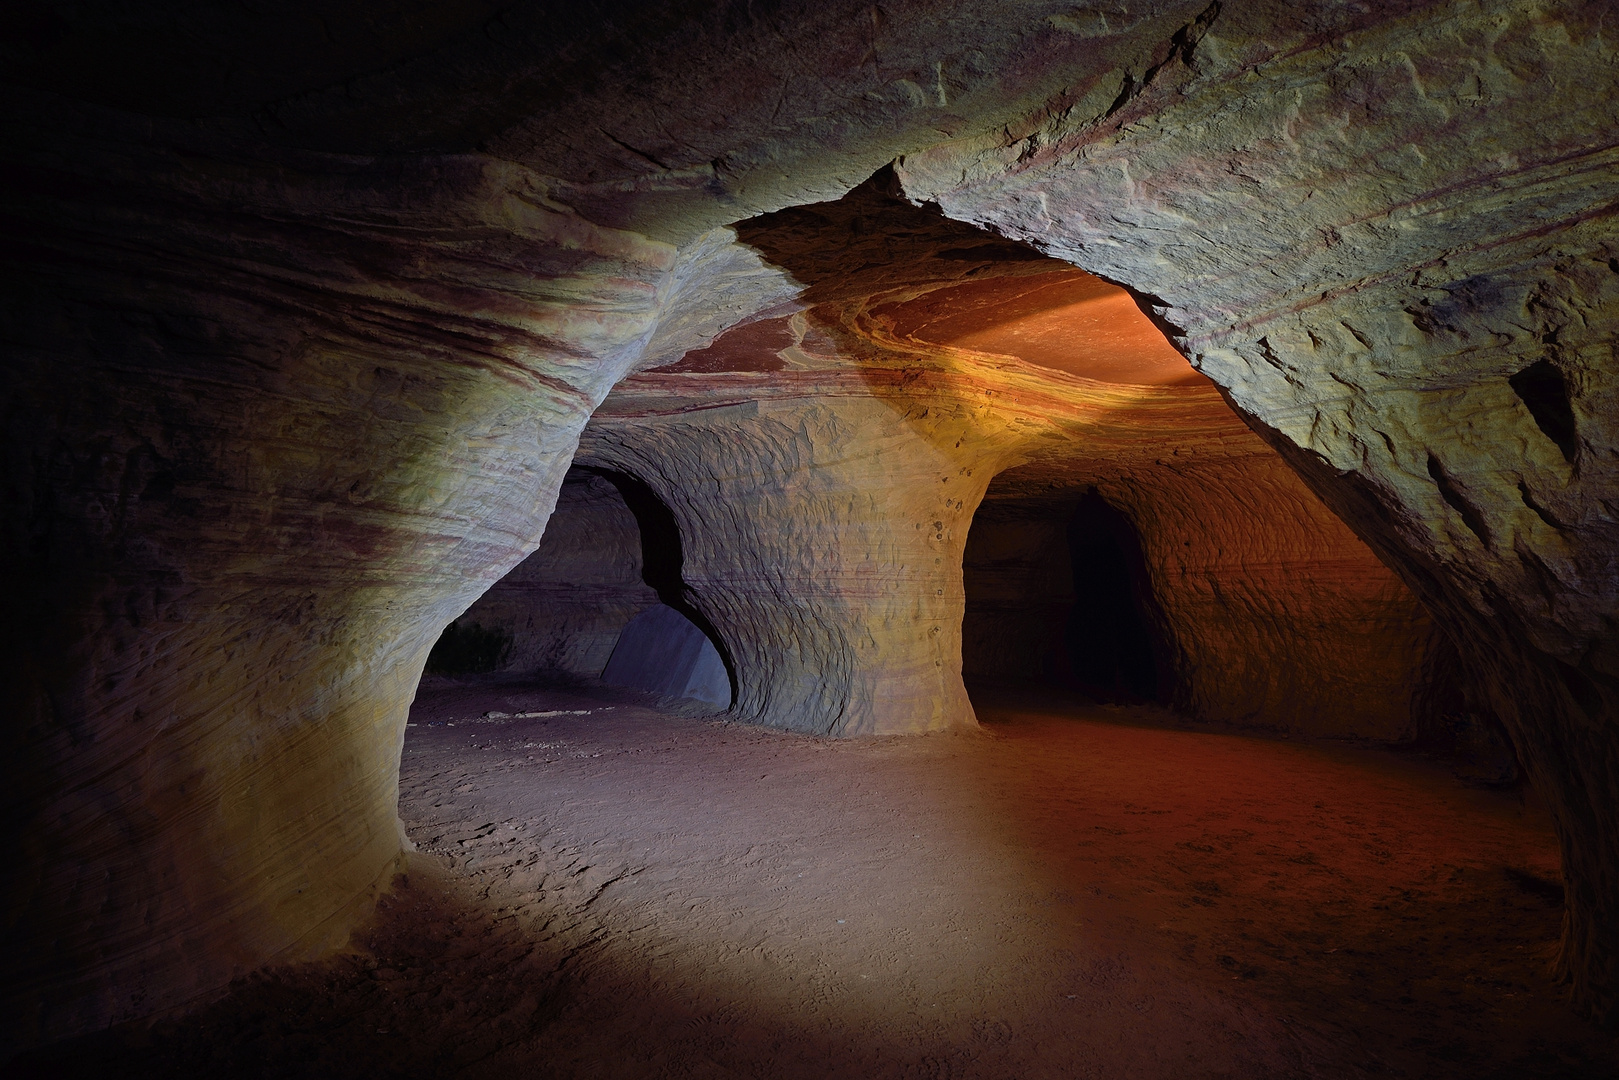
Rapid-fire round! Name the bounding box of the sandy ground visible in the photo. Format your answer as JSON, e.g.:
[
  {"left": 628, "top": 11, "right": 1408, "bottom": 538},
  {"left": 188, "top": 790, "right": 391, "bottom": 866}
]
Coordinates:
[{"left": 18, "top": 677, "right": 1617, "bottom": 1078}]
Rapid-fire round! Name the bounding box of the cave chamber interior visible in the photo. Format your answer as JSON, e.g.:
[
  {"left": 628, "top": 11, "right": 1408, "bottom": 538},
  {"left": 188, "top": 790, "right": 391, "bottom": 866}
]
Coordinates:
[{"left": 7, "top": 3, "right": 1618, "bottom": 1073}]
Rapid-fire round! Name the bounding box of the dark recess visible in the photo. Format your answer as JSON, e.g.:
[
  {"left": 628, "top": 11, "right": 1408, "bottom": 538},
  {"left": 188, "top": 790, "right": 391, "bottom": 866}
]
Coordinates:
[
  {"left": 1509, "top": 359, "right": 1578, "bottom": 462},
  {"left": 1409, "top": 624, "right": 1521, "bottom": 786},
  {"left": 583, "top": 467, "right": 739, "bottom": 705},
  {"left": 425, "top": 620, "right": 511, "bottom": 675},
  {"left": 1065, "top": 489, "right": 1167, "bottom": 703}
]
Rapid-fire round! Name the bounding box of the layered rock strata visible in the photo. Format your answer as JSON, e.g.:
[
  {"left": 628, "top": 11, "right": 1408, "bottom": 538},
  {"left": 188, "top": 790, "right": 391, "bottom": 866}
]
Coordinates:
[
  {"left": 2, "top": 0, "right": 1614, "bottom": 1041},
  {"left": 0, "top": 129, "right": 790, "bottom": 1046},
  {"left": 572, "top": 182, "right": 1435, "bottom": 742}
]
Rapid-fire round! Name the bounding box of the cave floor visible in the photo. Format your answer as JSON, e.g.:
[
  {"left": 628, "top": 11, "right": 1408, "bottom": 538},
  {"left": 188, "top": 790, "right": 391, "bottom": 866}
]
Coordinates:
[{"left": 26, "top": 679, "right": 1617, "bottom": 1078}]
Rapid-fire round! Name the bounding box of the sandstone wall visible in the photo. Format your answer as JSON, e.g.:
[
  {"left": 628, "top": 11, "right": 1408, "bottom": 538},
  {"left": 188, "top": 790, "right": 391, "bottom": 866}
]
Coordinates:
[
  {"left": 0, "top": 124, "right": 792, "bottom": 1045},
  {"left": 897, "top": 0, "right": 1619, "bottom": 1017}
]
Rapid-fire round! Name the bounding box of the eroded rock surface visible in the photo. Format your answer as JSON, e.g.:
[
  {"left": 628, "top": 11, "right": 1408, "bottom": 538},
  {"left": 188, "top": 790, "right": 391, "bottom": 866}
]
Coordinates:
[
  {"left": 896, "top": 0, "right": 1619, "bottom": 1017},
  {"left": 3, "top": 0, "right": 1615, "bottom": 1045},
  {"left": 0, "top": 128, "right": 790, "bottom": 1046}
]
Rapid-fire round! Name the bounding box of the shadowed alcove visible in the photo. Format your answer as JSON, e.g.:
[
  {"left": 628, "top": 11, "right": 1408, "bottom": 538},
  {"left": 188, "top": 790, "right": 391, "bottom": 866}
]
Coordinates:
[
  {"left": 964, "top": 484, "right": 1170, "bottom": 705},
  {"left": 427, "top": 465, "right": 734, "bottom": 708},
  {"left": 1064, "top": 490, "right": 1165, "bottom": 702}
]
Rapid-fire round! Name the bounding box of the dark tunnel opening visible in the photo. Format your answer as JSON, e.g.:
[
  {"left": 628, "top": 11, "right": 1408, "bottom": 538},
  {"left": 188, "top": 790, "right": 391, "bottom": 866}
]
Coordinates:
[
  {"left": 423, "top": 465, "right": 735, "bottom": 708},
  {"left": 583, "top": 467, "right": 739, "bottom": 707},
  {"left": 1063, "top": 488, "right": 1166, "bottom": 703},
  {"left": 962, "top": 482, "right": 1171, "bottom": 706}
]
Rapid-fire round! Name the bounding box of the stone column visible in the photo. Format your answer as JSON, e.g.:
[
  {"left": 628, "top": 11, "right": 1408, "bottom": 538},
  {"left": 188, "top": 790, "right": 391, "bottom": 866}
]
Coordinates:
[{"left": 579, "top": 371, "right": 1001, "bottom": 735}]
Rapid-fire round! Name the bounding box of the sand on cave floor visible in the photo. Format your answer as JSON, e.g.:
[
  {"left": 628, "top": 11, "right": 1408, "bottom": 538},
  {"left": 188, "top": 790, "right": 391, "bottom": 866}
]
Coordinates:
[{"left": 28, "top": 678, "right": 1618, "bottom": 1079}]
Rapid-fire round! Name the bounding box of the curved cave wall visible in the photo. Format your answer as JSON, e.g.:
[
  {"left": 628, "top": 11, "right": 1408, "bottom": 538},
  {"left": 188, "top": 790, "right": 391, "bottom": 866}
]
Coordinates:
[{"left": 3, "top": 0, "right": 1616, "bottom": 1044}]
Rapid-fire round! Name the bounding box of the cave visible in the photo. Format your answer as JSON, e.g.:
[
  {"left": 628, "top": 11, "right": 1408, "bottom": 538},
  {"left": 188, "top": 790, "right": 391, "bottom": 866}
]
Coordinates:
[
  {"left": 5, "top": 3, "right": 1619, "bottom": 1077},
  {"left": 423, "top": 465, "right": 733, "bottom": 708}
]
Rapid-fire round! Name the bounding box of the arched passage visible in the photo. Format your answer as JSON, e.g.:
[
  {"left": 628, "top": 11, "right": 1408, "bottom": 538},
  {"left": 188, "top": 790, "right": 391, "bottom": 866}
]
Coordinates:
[
  {"left": 425, "top": 465, "right": 733, "bottom": 710},
  {"left": 963, "top": 481, "right": 1172, "bottom": 707},
  {"left": 585, "top": 468, "right": 738, "bottom": 708}
]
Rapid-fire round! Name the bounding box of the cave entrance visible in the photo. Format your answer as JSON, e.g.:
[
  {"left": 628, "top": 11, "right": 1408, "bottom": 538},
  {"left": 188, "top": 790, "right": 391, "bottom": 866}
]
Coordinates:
[
  {"left": 1064, "top": 489, "right": 1163, "bottom": 702},
  {"left": 963, "top": 482, "right": 1169, "bottom": 705},
  {"left": 424, "top": 465, "right": 734, "bottom": 709}
]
